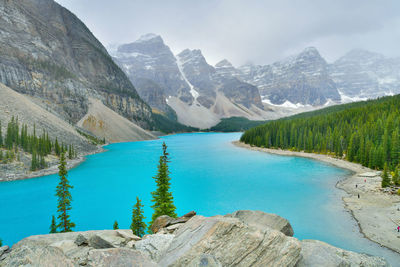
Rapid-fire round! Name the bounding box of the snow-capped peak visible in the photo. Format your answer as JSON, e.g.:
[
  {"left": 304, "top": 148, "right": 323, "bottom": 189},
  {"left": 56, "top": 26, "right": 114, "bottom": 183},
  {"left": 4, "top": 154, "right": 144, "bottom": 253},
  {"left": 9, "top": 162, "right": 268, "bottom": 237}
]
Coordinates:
[{"left": 136, "top": 33, "right": 161, "bottom": 43}]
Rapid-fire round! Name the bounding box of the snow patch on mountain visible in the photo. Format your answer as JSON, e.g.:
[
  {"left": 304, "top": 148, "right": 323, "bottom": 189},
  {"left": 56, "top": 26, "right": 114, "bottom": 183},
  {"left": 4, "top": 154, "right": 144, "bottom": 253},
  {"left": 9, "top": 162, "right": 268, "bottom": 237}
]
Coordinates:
[{"left": 176, "top": 57, "right": 199, "bottom": 100}]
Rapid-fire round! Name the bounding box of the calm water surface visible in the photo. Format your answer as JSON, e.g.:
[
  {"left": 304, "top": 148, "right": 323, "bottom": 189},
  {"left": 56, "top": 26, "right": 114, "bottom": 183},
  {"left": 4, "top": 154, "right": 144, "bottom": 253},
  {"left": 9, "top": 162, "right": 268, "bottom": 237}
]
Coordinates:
[{"left": 0, "top": 133, "right": 399, "bottom": 265}]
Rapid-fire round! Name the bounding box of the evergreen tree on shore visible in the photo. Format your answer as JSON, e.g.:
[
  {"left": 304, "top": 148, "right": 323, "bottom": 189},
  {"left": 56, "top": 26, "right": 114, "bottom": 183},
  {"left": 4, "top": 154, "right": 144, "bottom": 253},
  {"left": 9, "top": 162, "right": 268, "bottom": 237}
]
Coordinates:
[
  {"left": 381, "top": 163, "right": 390, "bottom": 188},
  {"left": 392, "top": 166, "right": 400, "bottom": 186},
  {"left": 113, "top": 220, "right": 119, "bottom": 230},
  {"left": 150, "top": 142, "right": 177, "bottom": 229},
  {"left": 131, "top": 197, "right": 146, "bottom": 237},
  {"left": 50, "top": 215, "right": 57, "bottom": 233},
  {"left": 55, "top": 153, "right": 75, "bottom": 232}
]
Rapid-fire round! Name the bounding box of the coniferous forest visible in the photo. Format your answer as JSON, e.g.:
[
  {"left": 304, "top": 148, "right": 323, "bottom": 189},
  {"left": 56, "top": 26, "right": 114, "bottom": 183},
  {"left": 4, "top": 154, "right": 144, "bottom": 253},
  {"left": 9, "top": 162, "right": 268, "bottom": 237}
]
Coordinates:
[
  {"left": 0, "top": 117, "right": 77, "bottom": 171},
  {"left": 241, "top": 95, "right": 400, "bottom": 172}
]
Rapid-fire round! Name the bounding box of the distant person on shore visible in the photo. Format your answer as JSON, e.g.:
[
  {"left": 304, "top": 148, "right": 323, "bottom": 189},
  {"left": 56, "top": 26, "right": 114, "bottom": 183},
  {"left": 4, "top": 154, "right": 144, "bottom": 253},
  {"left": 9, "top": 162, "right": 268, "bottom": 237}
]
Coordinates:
[
  {"left": 358, "top": 194, "right": 360, "bottom": 199},
  {"left": 356, "top": 184, "right": 358, "bottom": 188},
  {"left": 397, "top": 226, "right": 400, "bottom": 232}
]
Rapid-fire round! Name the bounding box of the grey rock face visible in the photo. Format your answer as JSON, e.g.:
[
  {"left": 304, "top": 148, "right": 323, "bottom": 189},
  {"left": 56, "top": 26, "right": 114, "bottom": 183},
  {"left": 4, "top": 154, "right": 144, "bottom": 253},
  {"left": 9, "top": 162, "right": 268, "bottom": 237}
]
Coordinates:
[
  {"left": 159, "top": 215, "right": 302, "bottom": 267},
  {"left": 176, "top": 49, "right": 217, "bottom": 108},
  {"left": 111, "top": 33, "right": 193, "bottom": 112},
  {"left": 329, "top": 49, "right": 400, "bottom": 99},
  {"left": 226, "top": 210, "right": 294, "bottom": 236},
  {"left": 297, "top": 240, "right": 389, "bottom": 267},
  {"left": 239, "top": 47, "right": 340, "bottom": 106},
  {"left": 0, "top": 0, "right": 153, "bottom": 128}
]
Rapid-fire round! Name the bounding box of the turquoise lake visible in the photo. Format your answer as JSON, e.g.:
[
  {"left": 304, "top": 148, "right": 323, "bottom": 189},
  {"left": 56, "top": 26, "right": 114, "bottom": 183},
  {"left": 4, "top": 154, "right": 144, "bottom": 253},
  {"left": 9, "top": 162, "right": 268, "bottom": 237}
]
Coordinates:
[{"left": 0, "top": 132, "right": 399, "bottom": 264}]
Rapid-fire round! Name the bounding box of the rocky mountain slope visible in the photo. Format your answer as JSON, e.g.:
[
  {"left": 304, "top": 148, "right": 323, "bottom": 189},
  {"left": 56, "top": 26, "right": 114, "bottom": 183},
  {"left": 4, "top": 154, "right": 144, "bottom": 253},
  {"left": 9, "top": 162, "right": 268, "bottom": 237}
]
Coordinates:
[
  {"left": 0, "top": 210, "right": 388, "bottom": 266},
  {"left": 111, "top": 35, "right": 292, "bottom": 129},
  {"left": 0, "top": 0, "right": 155, "bottom": 140},
  {"left": 238, "top": 47, "right": 400, "bottom": 107},
  {"left": 239, "top": 47, "right": 341, "bottom": 106},
  {"left": 0, "top": 82, "right": 96, "bottom": 180},
  {"left": 330, "top": 49, "right": 400, "bottom": 100}
]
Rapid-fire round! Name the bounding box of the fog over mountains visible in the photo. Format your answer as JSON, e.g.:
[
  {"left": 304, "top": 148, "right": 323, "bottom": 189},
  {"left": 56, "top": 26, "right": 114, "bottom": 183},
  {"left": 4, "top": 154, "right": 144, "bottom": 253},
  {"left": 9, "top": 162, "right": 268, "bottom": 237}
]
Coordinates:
[{"left": 110, "top": 33, "right": 400, "bottom": 128}]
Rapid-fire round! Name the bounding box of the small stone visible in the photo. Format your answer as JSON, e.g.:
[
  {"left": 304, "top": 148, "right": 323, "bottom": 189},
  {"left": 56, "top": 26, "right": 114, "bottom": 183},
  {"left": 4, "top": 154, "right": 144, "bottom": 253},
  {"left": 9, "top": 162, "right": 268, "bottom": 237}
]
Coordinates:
[
  {"left": 151, "top": 215, "right": 174, "bottom": 233},
  {"left": 125, "top": 240, "right": 136, "bottom": 248},
  {"left": 166, "top": 223, "right": 185, "bottom": 233},
  {"left": 74, "top": 234, "right": 88, "bottom": 246},
  {"left": 88, "top": 235, "right": 115, "bottom": 249},
  {"left": 116, "top": 230, "right": 141, "bottom": 241}
]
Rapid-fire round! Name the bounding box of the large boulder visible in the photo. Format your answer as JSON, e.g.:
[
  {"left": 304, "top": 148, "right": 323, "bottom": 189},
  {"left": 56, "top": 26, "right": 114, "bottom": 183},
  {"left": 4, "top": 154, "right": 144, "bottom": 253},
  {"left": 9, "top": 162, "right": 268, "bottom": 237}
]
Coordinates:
[
  {"left": 226, "top": 210, "right": 294, "bottom": 236},
  {"left": 297, "top": 240, "right": 389, "bottom": 267},
  {"left": 158, "top": 215, "right": 302, "bottom": 266}
]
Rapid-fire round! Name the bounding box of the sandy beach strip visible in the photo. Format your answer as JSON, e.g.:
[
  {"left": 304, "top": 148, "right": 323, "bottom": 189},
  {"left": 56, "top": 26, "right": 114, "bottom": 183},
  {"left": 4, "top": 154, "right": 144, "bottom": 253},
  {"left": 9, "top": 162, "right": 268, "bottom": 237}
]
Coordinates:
[{"left": 233, "top": 141, "right": 400, "bottom": 254}]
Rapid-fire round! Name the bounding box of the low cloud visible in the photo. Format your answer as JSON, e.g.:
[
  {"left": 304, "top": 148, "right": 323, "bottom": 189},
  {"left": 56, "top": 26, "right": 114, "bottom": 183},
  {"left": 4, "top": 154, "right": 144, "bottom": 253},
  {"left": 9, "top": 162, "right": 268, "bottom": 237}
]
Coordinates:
[{"left": 56, "top": 0, "right": 400, "bottom": 66}]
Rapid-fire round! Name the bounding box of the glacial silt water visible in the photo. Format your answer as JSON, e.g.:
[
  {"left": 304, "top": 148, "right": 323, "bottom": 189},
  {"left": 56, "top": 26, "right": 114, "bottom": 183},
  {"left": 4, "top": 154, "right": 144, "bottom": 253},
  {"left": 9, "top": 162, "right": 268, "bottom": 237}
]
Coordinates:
[{"left": 0, "top": 133, "right": 398, "bottom": 264}]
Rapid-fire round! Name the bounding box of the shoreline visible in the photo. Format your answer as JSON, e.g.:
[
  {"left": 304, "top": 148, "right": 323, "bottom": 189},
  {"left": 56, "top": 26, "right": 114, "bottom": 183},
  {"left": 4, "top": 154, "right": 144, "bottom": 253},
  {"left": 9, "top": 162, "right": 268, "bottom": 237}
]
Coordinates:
[
  {"left": 0, "top": 145, "right": 106, "bottom": 182},
  {"left": 233, "top": 141, "right": 400, "bottom": 255}
]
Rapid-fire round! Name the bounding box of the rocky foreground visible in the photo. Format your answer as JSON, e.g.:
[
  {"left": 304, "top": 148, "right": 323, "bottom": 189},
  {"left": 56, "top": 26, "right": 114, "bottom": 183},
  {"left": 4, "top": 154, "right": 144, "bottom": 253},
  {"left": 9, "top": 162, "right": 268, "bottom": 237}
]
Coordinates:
[{"left": 0, "top": 210, "right": 389, "bottom": 267}]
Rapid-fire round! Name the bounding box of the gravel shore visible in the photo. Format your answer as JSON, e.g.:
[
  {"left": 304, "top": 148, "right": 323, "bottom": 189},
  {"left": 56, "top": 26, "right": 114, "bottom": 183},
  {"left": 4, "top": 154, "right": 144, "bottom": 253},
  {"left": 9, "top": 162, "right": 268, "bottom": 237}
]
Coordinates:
[
  {"left": 233, "top": 141, "right": 400, "bottom": 254},
  {"left": 0, "top": 145, "right": 105, "bottom": 182}
]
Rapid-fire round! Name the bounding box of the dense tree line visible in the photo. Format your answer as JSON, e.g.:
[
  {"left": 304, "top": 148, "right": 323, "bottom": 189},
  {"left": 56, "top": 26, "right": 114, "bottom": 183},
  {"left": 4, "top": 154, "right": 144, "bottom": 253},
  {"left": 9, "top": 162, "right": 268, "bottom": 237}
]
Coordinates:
[
  {"left": 0, "top": 117, "right": 77, "bottom": 170},
  {"left": 241, "top": 95, "right": 400, "bottom": 173}
]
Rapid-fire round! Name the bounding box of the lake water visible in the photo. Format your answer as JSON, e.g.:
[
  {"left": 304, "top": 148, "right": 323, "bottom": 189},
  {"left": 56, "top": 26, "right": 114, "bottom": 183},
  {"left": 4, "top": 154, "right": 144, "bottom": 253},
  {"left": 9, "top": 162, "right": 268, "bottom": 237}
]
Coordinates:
[{"left": 0, "top": 132, "right": 399, "bottom": 264}]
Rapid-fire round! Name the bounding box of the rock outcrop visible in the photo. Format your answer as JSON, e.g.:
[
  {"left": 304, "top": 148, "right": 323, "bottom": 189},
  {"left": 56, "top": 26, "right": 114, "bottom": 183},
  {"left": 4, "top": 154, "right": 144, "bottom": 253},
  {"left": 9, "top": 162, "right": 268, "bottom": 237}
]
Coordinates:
[
  {"left": 225, "top": 210, "right": 294, "bottom": 237},
  {"left": 0, "top": 211, "right": 389, "bottom": 267}
]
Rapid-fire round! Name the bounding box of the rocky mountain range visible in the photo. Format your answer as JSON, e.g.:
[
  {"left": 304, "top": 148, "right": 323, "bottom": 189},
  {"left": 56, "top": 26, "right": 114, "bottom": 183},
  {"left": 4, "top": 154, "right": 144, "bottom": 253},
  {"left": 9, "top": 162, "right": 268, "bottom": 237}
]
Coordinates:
[
  {"left": 238, "top": 47, "right": 400, "bottom": 106},
  {"left": 112, "top": 34, "right": 400, "bottom": 128},
  {"left": 111, "top": 35, "right": 293, "bottom": 129}
]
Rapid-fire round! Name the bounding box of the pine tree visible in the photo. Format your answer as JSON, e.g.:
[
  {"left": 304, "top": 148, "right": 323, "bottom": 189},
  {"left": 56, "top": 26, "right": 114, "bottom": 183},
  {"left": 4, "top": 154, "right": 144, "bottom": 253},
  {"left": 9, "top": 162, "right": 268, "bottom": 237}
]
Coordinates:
[
  {"left": 131, "top": 197, "right": 146, "bottom": 237},
  {"left": 150, "top": 142, "right": 177, "bottom": 228},
  {"left": 50, "top": 215, "right": 57, "bottom": 233},
  {"left": 392, "top": 165, "right": 400, "bottom": 186},
  {"left": 381, "top": 162, "right": 391, "bottom": 188},
  {"left": 55, "top": 153, "right": 75, "bottom": 232},
  {"left": 113, "top": 220, "right": 119, "bottom": 230}
]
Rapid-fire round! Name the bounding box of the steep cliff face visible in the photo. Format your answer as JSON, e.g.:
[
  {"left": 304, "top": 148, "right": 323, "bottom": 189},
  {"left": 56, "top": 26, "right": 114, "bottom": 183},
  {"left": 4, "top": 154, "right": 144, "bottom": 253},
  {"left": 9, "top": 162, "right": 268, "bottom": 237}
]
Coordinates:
[
  {"left": 111, "top": 33, "right": 193, "bottom": 113},
  {"left": 0, "top": 0, "right": 153, "bottom": 128}
]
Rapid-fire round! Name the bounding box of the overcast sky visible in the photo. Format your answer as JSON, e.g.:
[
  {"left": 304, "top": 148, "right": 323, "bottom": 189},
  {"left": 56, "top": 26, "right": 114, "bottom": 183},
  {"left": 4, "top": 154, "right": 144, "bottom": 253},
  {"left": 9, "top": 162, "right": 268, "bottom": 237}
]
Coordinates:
[{"left": 55, "top": 0, "right": 400, "bottom": 66}]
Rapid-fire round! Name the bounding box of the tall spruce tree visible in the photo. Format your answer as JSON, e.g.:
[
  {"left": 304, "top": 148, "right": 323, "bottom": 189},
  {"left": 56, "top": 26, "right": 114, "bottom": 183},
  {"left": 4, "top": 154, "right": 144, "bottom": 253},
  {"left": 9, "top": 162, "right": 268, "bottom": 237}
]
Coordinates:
[
  {"left": 55, "top": 152, "right": 75, "bottom": 232},
  {"left": 381, "top": 162, "right": 391, "bottom": 188},
  {"left": 131, "top": 197, "right": 146, "bottom": 237},
  {"left": 150, "top": 142, "right": 177, "bottom": 228},
  {"left": 50, "top": 215, "right": 57, "bottom": 233}
]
